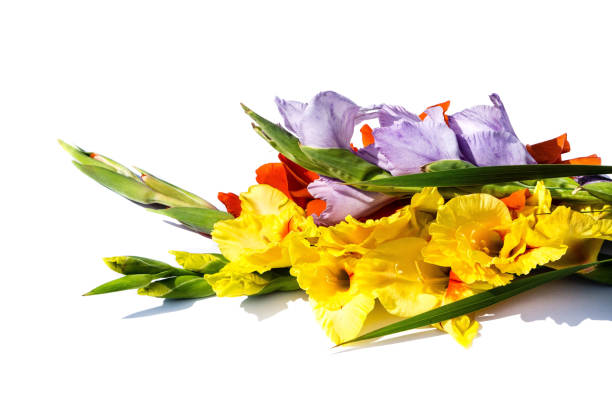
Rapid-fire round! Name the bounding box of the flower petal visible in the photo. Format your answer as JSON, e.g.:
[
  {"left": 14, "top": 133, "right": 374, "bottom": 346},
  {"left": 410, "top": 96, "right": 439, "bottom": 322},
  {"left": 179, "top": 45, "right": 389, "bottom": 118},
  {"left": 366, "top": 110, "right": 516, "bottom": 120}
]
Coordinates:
[
  {"left": 375, "top": 104, "right": 420, "bottom": 127},
  {"left": 368, "top": 106, "right": 462, "bottom": 175},
  {"left": 311, "top": 294, "right": 375, "bottom": 344},
  {"left": 448, "top": 94, "right": 536, "bottom": 166},
  {"left": 275, "top": 91, "right": 362, "bottom": 149},
  {"left": 307, "top": 176, "right": 395, "bottom": 226}
]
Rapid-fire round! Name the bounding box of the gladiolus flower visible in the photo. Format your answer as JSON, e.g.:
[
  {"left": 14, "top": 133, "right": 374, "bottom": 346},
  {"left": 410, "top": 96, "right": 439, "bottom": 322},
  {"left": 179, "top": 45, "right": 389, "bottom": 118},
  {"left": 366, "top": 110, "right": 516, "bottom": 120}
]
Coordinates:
[
  {"left": 423, "top": 194, "right": 567, "bottom": 286},
  {"left": 211, "top": 184, "right": 318, "bottom": 273}
]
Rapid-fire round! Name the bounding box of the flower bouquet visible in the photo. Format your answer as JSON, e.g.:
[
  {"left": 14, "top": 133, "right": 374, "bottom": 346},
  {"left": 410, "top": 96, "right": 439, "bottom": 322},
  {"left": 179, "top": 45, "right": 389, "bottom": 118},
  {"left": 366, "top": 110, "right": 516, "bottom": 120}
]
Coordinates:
[{"left": 60, "top": 91, "right": 612, "bottom": 347}]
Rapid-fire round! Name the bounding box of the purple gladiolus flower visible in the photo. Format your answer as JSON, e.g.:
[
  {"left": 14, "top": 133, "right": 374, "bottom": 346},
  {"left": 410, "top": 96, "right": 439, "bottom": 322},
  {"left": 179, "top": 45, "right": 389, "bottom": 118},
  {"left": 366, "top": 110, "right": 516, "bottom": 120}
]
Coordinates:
[
  {"left": 307, "top": 176, "right": 395, "bottom": 226},
  {"left": 363, "top": 106, "right": 462, "bottom": 175},
  {"left": 448, "top": 94, "right": 536, "bottom": 167},
  {"left": 274, "top": 91, "right": 540, "bottom": 225},
  {"left": 276, "top": 91, "right": 397, "bottom": 225}
]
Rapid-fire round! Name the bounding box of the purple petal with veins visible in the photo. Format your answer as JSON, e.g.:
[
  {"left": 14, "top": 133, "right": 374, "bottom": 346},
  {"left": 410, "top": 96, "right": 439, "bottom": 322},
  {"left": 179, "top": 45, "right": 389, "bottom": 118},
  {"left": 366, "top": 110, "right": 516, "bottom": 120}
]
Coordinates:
[
  {"left": 376, "top": 104, "right": 421, "bottom": 127},
  {"left": 307, "top": 176, "right": 395, "bottom": 226},
  {"left": 448, "top": 94, "right": 536, "bottom": 166},
  {"left": 365, "top": 106, "right": 462, "bottom": 175},
  {"left": 275, "top": 91, "right": 361, "bottom": 150}
]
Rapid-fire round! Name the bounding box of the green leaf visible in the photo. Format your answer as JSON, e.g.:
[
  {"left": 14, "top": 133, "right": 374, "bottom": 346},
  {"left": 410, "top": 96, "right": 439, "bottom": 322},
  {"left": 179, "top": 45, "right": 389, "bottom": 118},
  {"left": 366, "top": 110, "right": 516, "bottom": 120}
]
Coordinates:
[
  {"left": 84, "top": 273, "right": 168, "bottom": 296},
  {"left": 583, "top": 182, "right": 612, "bottom": 202},
  {"left": 151, "top": 207, "right": 234, "bottom": 234},
  {"left": 169, "top": 251, "right": 228, "bottom": 274},
  {"left": 138, "top": 276, "right": 215, "bottom": 299},
  {"left": 581, "top": 253, "right": 612, "bottom": 285},
  {"left": 103, "top": 256, "right": 197, "bottom": 276},
  {"left": 422, "top": 161, "right": 598, "bottom": 202},
  {"left": 338, "top": 259, "right": 612, "bottom": 346},
  {"left": 241, "top": 104, "right": 322, "bottom": 171},
  {"left": 300, "top": 146, "right": 389, "bottom": 182},
  {"left": 581, "top": 264, "right": 612, "bottom": 285},
  {"left": 350, "top": 164, "right": 612, "bottom": 193}
]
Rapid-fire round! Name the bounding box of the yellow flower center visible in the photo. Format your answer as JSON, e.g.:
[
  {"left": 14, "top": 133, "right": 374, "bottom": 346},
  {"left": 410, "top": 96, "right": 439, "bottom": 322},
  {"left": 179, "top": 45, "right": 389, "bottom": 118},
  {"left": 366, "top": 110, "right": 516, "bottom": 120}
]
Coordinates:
[
  {"left": 332, "top": 268, "right": 351, "bottom": 291},
  {"left": 459, "top": 224, "right": 504, "bottom": 256}
]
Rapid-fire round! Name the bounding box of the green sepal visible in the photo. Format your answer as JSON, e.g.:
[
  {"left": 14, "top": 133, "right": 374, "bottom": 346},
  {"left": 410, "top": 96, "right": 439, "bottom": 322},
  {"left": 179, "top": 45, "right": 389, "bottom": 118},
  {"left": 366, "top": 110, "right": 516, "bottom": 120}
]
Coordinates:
[
  {"left": 138, "top": 276, "right": 215, "bottom": 299},
  {"left": 338, "top": 259, "right": 612, "bottom": 346},
  {"left": 135, "top": 167, "right": 217, "bottom": 209},
  {"left": 151, "top": 207, "right": 234, "bottom": 234},
  {"left": 423, "top": 159, "right": 476, "bottom": 172},
  {"left": 103, "top": 256, "right": 198, "bottom": 276},
  {"left": 169, "top": 251, "right": 228, "bottom": 274},
  {"left": 73, "top": 162, "right": 188, "bottom": 207},
  {"left": 251, "top": 275, "right": 300, "bottom": 296},
  {"left": 58, "top": 139, "right": 116, "bottom": 171}
]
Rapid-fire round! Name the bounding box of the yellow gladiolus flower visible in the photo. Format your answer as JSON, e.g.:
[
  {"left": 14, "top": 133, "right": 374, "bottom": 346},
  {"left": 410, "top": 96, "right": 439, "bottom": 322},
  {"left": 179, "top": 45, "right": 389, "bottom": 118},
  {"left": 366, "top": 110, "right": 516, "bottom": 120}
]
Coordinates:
[
  {"left": 352, "top": 237, "right": 447, "bottom": 317},
  {"left": 423, "top": 194, "right": 567, "bottom": 286},
  {"left": 212, "top": 184, "right": 318, "bottom": 273},
  {"left": 527, "top": 205, "right": 612, "bottom": 268},
  {"left": 291, "top": 251, "right": 375, "bottom": 344}
]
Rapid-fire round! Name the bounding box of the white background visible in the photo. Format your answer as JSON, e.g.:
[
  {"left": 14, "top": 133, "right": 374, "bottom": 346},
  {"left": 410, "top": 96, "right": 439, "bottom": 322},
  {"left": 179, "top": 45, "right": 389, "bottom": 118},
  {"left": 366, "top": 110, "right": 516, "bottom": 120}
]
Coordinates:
[{"left": 2, "top": 1, "right": 612, "bottom": 407}]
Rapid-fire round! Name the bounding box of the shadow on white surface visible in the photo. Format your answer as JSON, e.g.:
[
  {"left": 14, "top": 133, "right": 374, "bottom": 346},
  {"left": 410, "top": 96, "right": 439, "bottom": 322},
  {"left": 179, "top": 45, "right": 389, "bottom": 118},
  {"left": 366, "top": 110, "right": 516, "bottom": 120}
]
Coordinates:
[
  {"left": 335, "top": 276, "right": 612, "bottom": 352},
  {"left": 121, "top": 290, "right": 308, "bottom": 320},
  {"left": 240, "top": 290, "right": 308, "bottom": 321},
  {"left": 119, "top": 276, "right": 610, "bottom": 347},
  {"left": 480, "top": 276, "right": 612, "bottom": 326},
  {"left": 123, "top": 298, "right": 204, "bottom": 319}
]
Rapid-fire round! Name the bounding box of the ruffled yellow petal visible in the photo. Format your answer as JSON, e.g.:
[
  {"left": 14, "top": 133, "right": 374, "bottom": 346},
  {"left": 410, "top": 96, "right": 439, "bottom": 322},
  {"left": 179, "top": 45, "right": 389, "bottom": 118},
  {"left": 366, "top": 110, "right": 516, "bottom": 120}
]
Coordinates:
[
  {"left": 495, "top": 216, "right": 567, "bottom": 275},
  {"left": 410, "top": 187, "right": 445, "bottom": 213},
  {"left": 239, "top": 183, "right": 291, "bottom": 215},
  {"left": 423, "top": 194, "right": 514, "bottom": 285},
  {"left": 432, "top": 278, "right": 489, "bottom": 348},
  {"left": 169, "top": 250, "right": 227, "bottom": 273},
  {"left": 311, "top": 294, "right": 375, "bottom": 344},
  {"left": 436, "top": 315, "right": 480, "bottom": 348},
  {"left": 204, "top": 262, "right": 269, "bottom": 297},
  {"left": 317, "top": 210, "right": 416, "bottom": 257},
  {"left": 528, "top": 205, "right": 612, "bottom": 268},
  {"left": 407, "top": 187, "right": 444, "bottom": 238},
  {"left": 521, "top": 180, "right": 551, "bottom": 220},
  {"left": 212, "top": 184, "right": 318, "bottom": 272},
  {"left": 352, "top": 237, "right": 447, "bottom": 317}
]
